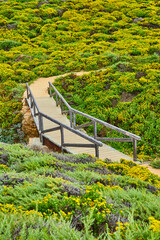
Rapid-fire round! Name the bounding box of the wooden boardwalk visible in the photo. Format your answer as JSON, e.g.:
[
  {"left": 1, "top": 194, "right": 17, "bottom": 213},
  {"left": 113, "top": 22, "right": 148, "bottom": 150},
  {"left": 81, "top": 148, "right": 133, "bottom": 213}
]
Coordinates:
[
  {"left": 35, "top": 97, "right": 133, "bottom": 161},
  {"left": 25, "top": 73, "right": 141, "bottom": 162}
]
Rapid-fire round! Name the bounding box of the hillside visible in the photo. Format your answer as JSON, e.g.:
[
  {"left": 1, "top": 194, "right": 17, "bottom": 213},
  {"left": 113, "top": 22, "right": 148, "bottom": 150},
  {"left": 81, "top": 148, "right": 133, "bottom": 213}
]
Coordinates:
[
  {"left": 0, "top": 0, "right": 159, "bottom": 159},
  {"left": 0, "top": 143, "right": 160, "bottom": 239}
]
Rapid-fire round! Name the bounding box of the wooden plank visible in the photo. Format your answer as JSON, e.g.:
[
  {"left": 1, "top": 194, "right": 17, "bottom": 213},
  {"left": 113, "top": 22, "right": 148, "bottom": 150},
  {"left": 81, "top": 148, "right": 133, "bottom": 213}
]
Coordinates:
[
  {"left": 133, "top": 139, "right": 137, "bottom": 161},
  {"left": 60, "top": 126, "right": 64, "bottom": 152},
  {"left": 42, "top": 126, "right": 61, "bottom": 134},
  {"left": 56, "top": 93, "right": 58, "bottom": 106},
  {"left": 94, "top": 121, "right": 97, "bottom": 139},
  {"left": 73, "top": 108, "right": 141, "bottom": 140},
  {"left": 96, "top": 137, "right": 133, "bottom": 142},
  {"left": 63, "top": 143, "right": 95, "bottom": 148},
  {"left": 25, "top": 84, "right": 40, "bottom": 113},
  {"left": 25, "top": 98, "right": 40, "bottom": 131},
  {"left": 31, "top": 100, "right": 34, "bottom": 108},
  {"left": 75, "top": 121, "right": 94, "bottom": 129},
  {"left": 49, "top": 82, "right": 71, "bottom": 109},
  {"left": 50, "top": 92, "right": 56, "bottom": 97},
  {"left": 26, "top": 83, "right": 140, "bottom": 161},
  {"left": 49, "top": 83, "right": 51, "bottom": 96},
  {"left": 73, "top": 112, "right": 76, "bottom": 128},
  {"left": 57, "top": 99, "right": 61, "bottom": 106},
  {"left": 70, "top": 111, "right": 72, "bottom": 128},
  {"left": 40, "top": 112, "right": 103, "bottom": 146},
  {"left": 95, "top": 145, "right": 99, "bottom": 158},
  {"left": 61, "top": 99, "right": 63, "bottom": 113},
  {"left": 38, "top": 113, "right": 44, "bottom": 133},
  {"left": 49, "top": 82, "right": 141, "bottom": 141},
  {"left": 62, "top": 110, "right": 70, "bottom": 114}
]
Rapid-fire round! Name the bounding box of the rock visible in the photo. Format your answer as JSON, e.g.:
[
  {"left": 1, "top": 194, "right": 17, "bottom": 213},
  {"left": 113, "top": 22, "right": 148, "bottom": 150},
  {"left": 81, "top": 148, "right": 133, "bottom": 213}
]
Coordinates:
[
  {"left": 120, "top": 91, "right": 139, "bottom": 102},
  {"left": 28, "top": 144, "right": 51, "bottom": 154},
  {"left": 0, "top": 153, "right": 9, "bottom": 165},
  {"left": 15, "top": 54, "right": 33, "bottom": 62},
  {"left": 21, "top": 100, "right": 39, "bottom": 139},
  {"left": 133, "top": 17, "right": 143, "bottom": 23},
  {"left": 7, "top": 24, "right": 17, "bottom": 30}
]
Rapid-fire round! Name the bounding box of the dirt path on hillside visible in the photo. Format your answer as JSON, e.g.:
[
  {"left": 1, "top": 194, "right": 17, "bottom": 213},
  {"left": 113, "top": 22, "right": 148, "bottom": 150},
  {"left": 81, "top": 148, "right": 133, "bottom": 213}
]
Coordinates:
[
  {"left": 23, "top": 69, "right": 105, "bottom": 98},
  {"left": 23, "top": 69, "right": 160, "bottom": 177},
  {"left": 141, "top": 163, "right": 160, "bottom": 177}
]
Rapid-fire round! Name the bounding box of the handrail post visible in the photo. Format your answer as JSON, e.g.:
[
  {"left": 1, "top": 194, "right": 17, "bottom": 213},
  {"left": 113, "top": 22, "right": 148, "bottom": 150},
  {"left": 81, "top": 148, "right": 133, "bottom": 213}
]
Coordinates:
[
  {"left": 94, "top": 121, "right": 97, "bottom": 139},
  {"left": 61, "top": 99, "right": 63, "bottom": 114},
  {"left": 95, "top": 145, "right": 99, "bottom": 158},
  {"left": 70, "top": 110, "right": 73, "bottom": 128},
  {"left": 27, "top": 86, "right": 29, "bottom": 99},
  {"left": 56, "top": 93, "right": 58, "bottom": 106},
  {"left": 73, "top": 112, "right": 76, "bottom": 128},
  {"left": 33, "top": 103, "right": 36, "bottom": 116},
  {"left": 30, "top": 94, "right": 32, "bottom": 107},
  {"left": 133, "top": 139, "right": 137, "bottom": 161},
  {"left": 60, "top": 125, "right": 64, "bottom": 153},
  {"left": 49, "top": 82, "right": 51, "bottom": 97},
  {"left": 39, "top": 112, "right": 44, "bottom": 134}
]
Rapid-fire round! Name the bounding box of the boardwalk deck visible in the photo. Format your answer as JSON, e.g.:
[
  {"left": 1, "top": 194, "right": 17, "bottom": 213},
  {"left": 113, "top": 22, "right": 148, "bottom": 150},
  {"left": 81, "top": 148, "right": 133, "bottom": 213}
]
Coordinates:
[
  {"left": 25, "top": 73, "right": 141, "bottom": 162},
  {"left": 36, "top": 96, "right": 133, "bottom": 161}
]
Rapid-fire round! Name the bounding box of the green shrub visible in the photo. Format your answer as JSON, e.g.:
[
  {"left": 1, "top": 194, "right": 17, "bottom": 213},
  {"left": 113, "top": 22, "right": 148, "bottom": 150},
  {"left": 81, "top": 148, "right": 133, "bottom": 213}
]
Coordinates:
[
  {"left": 150, "top": 160, "right": 160, "bottom": 169},
  {"left": 0, "top": 40, "right": 22, "bottom": 50},
  {"left": 0, "top": 143, "right": 160, "bottom": 239}
]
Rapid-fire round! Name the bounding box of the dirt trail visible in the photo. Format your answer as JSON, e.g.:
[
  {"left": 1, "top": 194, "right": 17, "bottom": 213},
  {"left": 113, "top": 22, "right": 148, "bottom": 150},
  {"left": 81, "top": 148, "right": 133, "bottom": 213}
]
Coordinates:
[
  {"left": 141, "top": 163, "right": 160, "bottom": 177},
  {"left": 23, "top": 69, "right": 105, "bottom": 98},
  {"left": 23, "top": 69, "right": 160, "bottom": 177}
]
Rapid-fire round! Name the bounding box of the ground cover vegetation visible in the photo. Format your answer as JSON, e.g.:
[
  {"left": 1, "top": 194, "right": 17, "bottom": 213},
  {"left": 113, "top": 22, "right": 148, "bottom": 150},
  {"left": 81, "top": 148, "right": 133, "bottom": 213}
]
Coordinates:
[
  {"left": 0, "top": 0, "right": 159, "bottom": 159},
  {"left": 0, "top": 143, "right": 160, "bottom": 239}
]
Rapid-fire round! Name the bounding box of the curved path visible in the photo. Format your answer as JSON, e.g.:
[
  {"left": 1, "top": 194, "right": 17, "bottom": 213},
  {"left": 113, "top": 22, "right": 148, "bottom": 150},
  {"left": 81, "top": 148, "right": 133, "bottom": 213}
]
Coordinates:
[
  {"left": 23, "top": 69, "right": 105, "bottom": 98},
  {"left": 23, "top": 70, "right": 160, "bottom": 176}
]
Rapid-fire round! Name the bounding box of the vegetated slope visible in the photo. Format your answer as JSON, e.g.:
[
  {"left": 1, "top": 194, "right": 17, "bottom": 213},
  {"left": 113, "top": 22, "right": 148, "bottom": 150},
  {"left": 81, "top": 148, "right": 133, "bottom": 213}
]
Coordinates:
[
  {"left": 0, "top": 143, "right": 160, "bottom": 239},
  {"left": 0, "top": 81, "right": 25, "bottom": 143},
  {"left": 53, "top": 68, "right": 159, "bottom": 159},
  {"left": 0, "top": 0, "right": 159, "bottom": 158}
]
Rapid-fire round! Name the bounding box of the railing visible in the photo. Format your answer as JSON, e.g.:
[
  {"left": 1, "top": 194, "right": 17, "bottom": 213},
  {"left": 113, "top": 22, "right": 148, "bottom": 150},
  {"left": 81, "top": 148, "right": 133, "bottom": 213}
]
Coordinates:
[
  {"left": 49, "top": 82, "right": 141, "bottom": 161},
  {"left": 26, "top": 83, "right": 103, "bottom": 158}
]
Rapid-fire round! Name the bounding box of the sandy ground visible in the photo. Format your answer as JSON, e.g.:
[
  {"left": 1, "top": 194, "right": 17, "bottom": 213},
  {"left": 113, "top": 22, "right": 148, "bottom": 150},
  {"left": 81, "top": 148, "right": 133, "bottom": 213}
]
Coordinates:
[
  {"left": 141, "top": 163, "right": 160, "bottom": 177},
  {"left": 23, "top": 69, "right": 160, "bottom": 177},
  {"left": 23, "top": 69, "right": 105, "bottom": 98}
]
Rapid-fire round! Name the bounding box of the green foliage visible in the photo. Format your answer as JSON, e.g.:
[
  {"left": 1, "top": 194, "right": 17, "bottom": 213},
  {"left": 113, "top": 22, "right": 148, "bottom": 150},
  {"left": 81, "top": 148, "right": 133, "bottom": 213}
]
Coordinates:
[
  {"left": 0, "top": 40, "right": 22, "bottom": 50},
  {"left": 0, "top": 80, "right": 24, "bottom": 143},
  {"left": 150, "top": 160, "right": 160, "bottom": 169},
  {"left": 0, "top": 0, "right": 159, "bottom": 156},
  {"left": 0, "top": 124, "right": 24, "bottom": 144},
  {"left": 0, "top": 143, "right": 160, "bottom": 239},
  {"left": 54, "top": 69, "right": 160, "bottom": 158}
]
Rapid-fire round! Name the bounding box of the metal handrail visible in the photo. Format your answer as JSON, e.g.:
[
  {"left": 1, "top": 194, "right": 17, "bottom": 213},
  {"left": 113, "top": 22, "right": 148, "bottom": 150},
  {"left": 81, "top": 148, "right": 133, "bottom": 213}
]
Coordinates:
[
  {"left": 48, "top": 82, "right": 141, "bottom": 140},
  {"left": 49, "top": 81, "right": 141, "bottom": 161},
  {"left": 71, "top": 108, "right": 141, "bottom": 140},
  {"left": 26, "top": 83, "right": 102, "bottom": 158},
  {"left": 26, "top": 83, "right": 40, "bottom": 113},
  {"left": 40, "top": 112, "right": 103, "bottom": 146}
]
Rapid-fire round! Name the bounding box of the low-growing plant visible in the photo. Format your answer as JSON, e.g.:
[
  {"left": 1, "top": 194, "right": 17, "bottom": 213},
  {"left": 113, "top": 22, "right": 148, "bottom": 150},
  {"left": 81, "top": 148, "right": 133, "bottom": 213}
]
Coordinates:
[
  {"left": 150, "top": 160, "right": 160, "bottom": 169},
  {"left": 0, "top": 143, "right": 160, "bottom": 239}
]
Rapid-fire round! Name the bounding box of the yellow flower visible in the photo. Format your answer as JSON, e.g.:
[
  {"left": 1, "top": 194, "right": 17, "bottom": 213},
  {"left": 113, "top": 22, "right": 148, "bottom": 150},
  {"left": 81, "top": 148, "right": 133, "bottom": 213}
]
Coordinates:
[{"left": 149, "top": 217, "right": 160, "bottom": 232}]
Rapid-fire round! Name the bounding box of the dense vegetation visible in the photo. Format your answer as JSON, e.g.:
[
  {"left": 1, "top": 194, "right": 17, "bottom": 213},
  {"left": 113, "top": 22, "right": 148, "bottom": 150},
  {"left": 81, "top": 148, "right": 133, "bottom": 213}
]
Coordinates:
[
  {"left": 0, "top": 0, "right": 159, "bottom": 158},
  {"left": 54, "top": 69, "right": 160, "bottom": 159},
  {"left": 0, "top": 143, "right": 160, "bottom": 239},
  {"left": 0, "top": 81, "right": 25, "bottom": 143}
]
